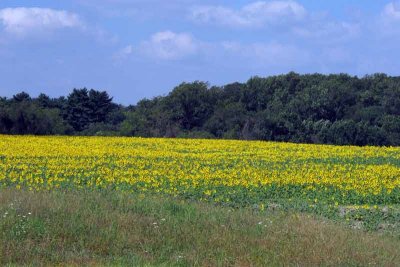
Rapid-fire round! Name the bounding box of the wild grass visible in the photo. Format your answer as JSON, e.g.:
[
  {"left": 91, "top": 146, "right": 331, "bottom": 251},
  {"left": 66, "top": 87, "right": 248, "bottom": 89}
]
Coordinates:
[{"left": 1, "top": 188, "right": 400, "bottom": 266}]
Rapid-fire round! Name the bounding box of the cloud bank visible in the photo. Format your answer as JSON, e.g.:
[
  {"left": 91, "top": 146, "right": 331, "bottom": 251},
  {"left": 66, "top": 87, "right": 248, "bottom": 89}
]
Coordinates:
[
  {"left": 140, "top": 31, "right": 198, "bottom": 60},
  {"left": 0, "top": 7, "right": 82, "bottom": 36},
  {"left": 190, "top": 1, "right": 306, "bottom": 28}
]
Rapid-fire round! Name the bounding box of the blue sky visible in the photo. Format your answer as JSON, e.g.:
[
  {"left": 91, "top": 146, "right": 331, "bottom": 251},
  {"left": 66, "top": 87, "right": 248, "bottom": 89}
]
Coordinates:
[{"left": 0, "top": 0, "right": 399, "bottom": 104}]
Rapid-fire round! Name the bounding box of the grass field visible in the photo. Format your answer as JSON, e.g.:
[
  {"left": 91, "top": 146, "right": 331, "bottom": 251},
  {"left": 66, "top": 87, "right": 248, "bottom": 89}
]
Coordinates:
[
  {"left": 1, "top": 135, "right": 400, "bottom": 265},
  {"left": 1, "top": 189, "right": 400, "bottom": 266}
]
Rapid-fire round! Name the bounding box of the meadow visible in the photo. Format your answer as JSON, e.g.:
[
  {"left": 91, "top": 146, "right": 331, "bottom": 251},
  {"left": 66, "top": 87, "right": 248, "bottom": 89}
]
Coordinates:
[{"left": 1, "top": 135, "right": 400, "bottom": 265}]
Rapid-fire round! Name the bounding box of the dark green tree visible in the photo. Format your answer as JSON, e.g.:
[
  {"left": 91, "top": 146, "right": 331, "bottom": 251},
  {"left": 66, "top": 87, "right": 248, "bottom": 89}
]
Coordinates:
[
  {"left": 88, "top": 89, "right": 114, "bottom": 124},
  {"left": 13, "top": 92, "right": 31, "bottom": 102},
  {"left": 64, "top": 88, "right": 91, "bottom": 131}
]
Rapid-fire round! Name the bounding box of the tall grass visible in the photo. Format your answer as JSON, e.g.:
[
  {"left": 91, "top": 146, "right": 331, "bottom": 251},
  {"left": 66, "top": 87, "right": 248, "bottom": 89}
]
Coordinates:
[{"left": 1, "top": 189, "right": 399, "bottom": 266}]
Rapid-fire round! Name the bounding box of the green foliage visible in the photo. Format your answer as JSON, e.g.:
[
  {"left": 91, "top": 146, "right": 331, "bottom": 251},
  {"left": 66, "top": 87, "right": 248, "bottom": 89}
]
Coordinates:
[
  {"left": 165, "top": 81, "right": 214, "bottom": 131},
  {"left": 12, "top": 91, "right": 31, "bottom": 102},
  {"left": 2, "top": 73, "right": 400, "bottom": 146},
  {"left": 64, "top": 88, "right": 91, "bottom": 131},
  {"left": 0, "top": 100, "right": 70, "bottom": 135}
]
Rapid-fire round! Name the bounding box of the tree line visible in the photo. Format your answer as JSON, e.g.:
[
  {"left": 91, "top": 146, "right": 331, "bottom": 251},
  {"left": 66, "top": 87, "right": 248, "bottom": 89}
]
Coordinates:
[{"left": 1, "top": 72, "right": 400, "bottom": 146}]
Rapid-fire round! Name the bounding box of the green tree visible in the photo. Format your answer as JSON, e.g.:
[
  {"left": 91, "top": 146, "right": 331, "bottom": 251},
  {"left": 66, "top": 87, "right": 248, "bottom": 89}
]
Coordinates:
[{"left": 64, "top": 88, "right": 91, "bottom": 131}]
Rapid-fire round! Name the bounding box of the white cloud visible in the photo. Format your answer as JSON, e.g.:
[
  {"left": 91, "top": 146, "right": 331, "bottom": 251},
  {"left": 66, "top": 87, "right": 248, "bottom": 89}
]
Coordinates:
[
  {"left": 293, "top": 21, "right": 361, "bottom": 42},
  {"left": 189, "top": 1, "right": 362, "bottom": 43},
  {"left": 113, "top": 45, "right": 133, "bottom": 60},
  {"left": 120, "top": 45, "right": 133, "bottom": 55},
  {"left": 140, "top": 31, "right": 198, "bottom": 60},
  {"left": 190, "top": 1, "right": 306, "bottom": 28},
  {"left": 383, "top": 1, "right": 400, "bottom": 20},
  {"left": 378, "top": 1, "right": 400, "bottom": 36},
  {"left": 0, "top": 7, "right": 82, "bottom": 36}
]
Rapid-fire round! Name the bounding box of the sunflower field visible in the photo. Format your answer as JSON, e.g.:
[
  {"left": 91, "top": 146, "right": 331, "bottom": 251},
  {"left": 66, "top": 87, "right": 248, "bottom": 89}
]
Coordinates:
[{"left": 1, "top": 135, "right": 400, "bottom": 224}]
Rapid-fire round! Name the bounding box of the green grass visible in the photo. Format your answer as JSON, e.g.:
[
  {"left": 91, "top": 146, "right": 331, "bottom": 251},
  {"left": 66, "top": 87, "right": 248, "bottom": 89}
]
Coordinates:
[{"left": 1, "top": 189, "right": 400, "bottom": 266}]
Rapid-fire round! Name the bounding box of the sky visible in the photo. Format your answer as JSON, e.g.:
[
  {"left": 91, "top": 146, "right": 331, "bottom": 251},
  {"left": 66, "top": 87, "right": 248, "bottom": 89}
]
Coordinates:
[{"left": 0, "top": 0, "right": 399, "bottom": 104}]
